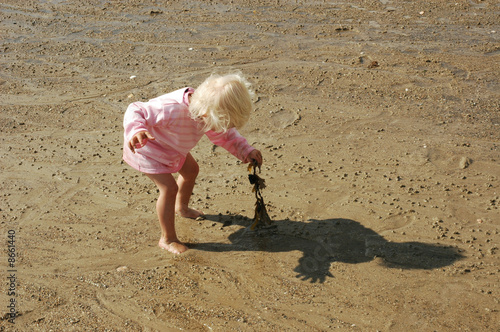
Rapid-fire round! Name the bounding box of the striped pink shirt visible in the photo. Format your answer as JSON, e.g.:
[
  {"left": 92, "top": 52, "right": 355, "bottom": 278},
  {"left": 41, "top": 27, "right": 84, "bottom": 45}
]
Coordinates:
[{"left": 123, "top": 87, "right": 255, "bottom": 174}]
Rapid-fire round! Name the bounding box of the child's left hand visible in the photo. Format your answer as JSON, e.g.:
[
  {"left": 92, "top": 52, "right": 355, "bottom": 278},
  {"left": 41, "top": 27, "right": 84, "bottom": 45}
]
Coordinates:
[
  {"left": 128, "top": 130, "right": 155, "bottom": 153},
  {"left": 248, "top": 149, "right": 263, "bottom": 167}
]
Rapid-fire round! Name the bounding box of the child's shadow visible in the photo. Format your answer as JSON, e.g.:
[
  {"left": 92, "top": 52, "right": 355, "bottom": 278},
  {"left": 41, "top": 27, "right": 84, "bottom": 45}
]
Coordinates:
[{"left": 191, "top": 215, "right": 464, "bottom": 283}]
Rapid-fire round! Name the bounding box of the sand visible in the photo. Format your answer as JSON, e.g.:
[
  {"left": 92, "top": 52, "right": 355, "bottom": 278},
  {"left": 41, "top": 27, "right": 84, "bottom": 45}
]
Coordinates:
[{"left": 1, "top": 0, "right": 499, "bottom": 330}]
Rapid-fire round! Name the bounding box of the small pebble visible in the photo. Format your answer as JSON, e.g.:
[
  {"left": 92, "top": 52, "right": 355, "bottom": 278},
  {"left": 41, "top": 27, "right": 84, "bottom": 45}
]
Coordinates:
[{"left": 459, "top": 157, "right": 472, "bottom": 169}]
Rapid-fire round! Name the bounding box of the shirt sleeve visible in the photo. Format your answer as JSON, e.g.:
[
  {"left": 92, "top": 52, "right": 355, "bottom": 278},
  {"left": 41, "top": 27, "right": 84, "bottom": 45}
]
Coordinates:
[
  {"left": 205, "top": 128, "right": 256, "bottom": 163},
  {"left": 123, "top": 100, "right": 169, "bottom": 141}
]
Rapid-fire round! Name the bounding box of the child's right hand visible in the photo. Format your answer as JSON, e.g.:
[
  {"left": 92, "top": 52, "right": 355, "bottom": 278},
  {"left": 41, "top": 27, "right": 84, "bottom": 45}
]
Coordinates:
[
  {"left": 128, "top": 131, "right": 155, "bottom": 153},
  {"left": 248, "top": 149, "right": 263, "bottom": 167}
]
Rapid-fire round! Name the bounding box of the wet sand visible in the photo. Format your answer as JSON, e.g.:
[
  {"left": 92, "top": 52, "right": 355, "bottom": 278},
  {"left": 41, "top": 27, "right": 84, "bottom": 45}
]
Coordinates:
[{"left": 1, "top": 0, "right": 499, "bottom": 330}]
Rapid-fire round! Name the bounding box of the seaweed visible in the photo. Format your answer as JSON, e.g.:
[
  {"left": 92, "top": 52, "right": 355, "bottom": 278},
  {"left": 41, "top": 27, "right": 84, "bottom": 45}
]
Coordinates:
[{"left": 248, "top": 161, "right": 272, "bottom": 230}]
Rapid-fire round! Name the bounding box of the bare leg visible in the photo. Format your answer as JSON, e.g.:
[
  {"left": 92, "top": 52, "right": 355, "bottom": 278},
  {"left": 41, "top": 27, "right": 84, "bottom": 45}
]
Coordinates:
[
  {"left": 175, "top": 153, "right": 204, "bottom": 219},
  {"left": 146, "top": 173, "right": 188, "bottom": 254}
]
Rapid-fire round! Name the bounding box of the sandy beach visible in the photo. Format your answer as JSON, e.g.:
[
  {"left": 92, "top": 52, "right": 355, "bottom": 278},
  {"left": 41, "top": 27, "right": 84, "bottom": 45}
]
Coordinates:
[{"left": 1, "top": 0, "right": 499, "bottom": 330}]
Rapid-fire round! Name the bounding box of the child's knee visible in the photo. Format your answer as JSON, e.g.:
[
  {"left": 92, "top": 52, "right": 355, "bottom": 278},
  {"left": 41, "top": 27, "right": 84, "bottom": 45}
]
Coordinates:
[
  {"left": 180, "top": 154, "right": 199, "bottom": 179},
  {"left": 182, "top": 162, "right": 199, "bottom": 179},
  {"left": 160, "top": 182, "right": 179, "bottom": 198},
  {"left": 170, "top": 182, "right": 180, "bottom": 195},
  {"left": 192, "top": 162, "right": 200, "bottom": 177}
]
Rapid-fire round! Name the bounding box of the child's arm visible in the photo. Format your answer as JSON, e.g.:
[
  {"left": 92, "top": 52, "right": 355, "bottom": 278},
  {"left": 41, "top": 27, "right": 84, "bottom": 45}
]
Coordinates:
[
  {"left": 124, "top": 102, "right": 150, "bottom": 138},
  {"left": 205, "top": 128, "right": 261, "bottom": 165},
  {"left": 123, "top": 101, "right": 164, "bottom": 152}
]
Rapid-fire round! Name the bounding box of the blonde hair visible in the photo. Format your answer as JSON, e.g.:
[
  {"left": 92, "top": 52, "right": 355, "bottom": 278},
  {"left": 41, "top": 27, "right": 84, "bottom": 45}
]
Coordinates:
[{"left": 189, "top": 73, "right": 254, "bottom": 132}]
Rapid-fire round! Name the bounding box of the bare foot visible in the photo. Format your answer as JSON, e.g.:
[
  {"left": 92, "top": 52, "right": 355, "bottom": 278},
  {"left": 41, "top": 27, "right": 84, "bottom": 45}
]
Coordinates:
[
  {"left": 158, "top": 238, "right": 188, "bottom": 254},
  {"left": 176, "top": 207, "right": 205, "bottom": 220}
]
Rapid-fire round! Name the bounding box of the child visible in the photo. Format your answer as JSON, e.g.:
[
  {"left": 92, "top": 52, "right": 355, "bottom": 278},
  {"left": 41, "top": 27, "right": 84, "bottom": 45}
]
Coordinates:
[{"left": 123, "top": 73, "right": 263, "bottom": 254}]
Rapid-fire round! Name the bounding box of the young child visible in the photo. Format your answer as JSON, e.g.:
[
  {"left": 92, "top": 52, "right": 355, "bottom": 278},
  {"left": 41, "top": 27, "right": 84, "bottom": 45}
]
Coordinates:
[{"left": 123, "top": 73, "right": 263, "bottom": 254}]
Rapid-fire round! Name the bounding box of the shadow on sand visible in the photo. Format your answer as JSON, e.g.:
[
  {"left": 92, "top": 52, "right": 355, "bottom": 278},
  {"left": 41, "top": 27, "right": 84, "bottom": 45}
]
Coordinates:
[{"left": 190, "top": 214, "right": 464, "bottom": 283}]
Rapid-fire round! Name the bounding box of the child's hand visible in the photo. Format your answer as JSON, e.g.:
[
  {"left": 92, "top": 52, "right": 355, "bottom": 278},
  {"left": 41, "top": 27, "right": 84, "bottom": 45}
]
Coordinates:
[
  {"left": 128, "top": 131, "right": 155, "bottom": 153},
  {"left": 248, "top": 149, "right": 263, "bottom": 167}
]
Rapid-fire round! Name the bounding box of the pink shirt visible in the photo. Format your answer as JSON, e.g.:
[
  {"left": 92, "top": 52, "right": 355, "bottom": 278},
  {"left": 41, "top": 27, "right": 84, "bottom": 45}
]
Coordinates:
[{"left": 123, "top": 87, "right": 255, "bottom": 174}]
